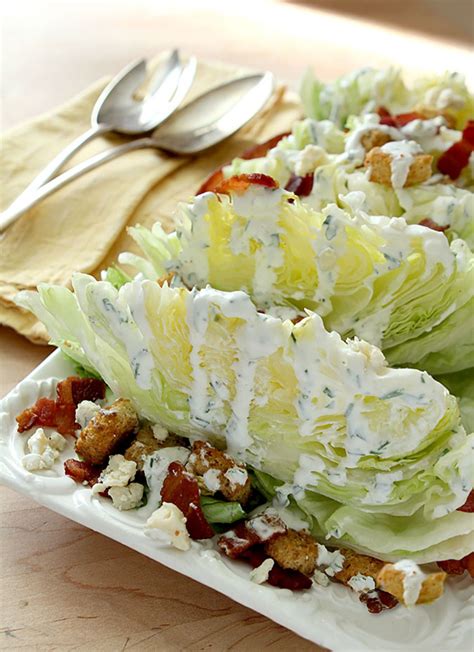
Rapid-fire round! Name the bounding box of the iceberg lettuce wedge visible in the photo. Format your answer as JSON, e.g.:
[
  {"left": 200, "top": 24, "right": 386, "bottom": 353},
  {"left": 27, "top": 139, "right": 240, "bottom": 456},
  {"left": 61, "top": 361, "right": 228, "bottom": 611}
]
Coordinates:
[
  {"left": 120, "top": 185, "right": 474, "bottom": 373},
  {"left": 16, "top": 276, "right": 474, "bottom": 561}
]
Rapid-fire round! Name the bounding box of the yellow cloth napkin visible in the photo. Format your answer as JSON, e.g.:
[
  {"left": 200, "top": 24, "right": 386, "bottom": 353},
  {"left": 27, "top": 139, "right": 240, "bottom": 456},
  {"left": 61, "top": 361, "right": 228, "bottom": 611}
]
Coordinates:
[{"left": 0, "top": 55, "right": 302, "bottom": 343}]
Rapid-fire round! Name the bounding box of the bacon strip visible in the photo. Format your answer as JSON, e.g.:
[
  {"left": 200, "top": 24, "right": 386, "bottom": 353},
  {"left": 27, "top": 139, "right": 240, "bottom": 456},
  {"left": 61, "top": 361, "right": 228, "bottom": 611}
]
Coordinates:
[
  {"left": 197, "top": 132, "right": 289, "bottom": 194},
  {"left": 213, "top": 173, "right": 278, "bottom": 196},
  {"left": 161, "top": 461, "right": 214, "bottom": 540},
  {"left": 438, "top": 552, "right": 474, "bottom": 578},
  {"left": 377, "top": 107, "right": 425, "bottom": 128},
  {"left": 437, "top": 120, "right": 474, "bottom": 179},
  {"left": 418, "top": 218, "right": 449, "bottom": 232}
]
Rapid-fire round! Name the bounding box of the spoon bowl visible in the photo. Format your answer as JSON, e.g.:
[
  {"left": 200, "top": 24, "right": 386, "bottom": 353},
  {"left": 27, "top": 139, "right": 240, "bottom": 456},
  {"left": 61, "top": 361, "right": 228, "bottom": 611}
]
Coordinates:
[{"left": 155, "top": 72, "right": 274, "bottom": 154}]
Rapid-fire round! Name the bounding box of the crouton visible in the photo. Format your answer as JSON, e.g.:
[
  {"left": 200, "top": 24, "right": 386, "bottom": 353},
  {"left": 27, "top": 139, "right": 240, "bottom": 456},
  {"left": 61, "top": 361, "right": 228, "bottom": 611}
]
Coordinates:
[
  {"left": 75, "top": 398, "right": 138, "bottom": 465},
  {"left": 187, "top": 440, "right": 252, "bottom": 503},
  {"left": 264, "top": 529, "right": 317, "bottom": 576},
  {"left": 377, "top": 562, "right": 446, "bottom": 606},
  {"left": 333, "top": 548, "right": 385, "bottom": 586},
  {"left": 360, "top": 130, "right": 393, "bottom": 152},
  {"left": 365, "top": 146, "right": 433, "bottom": 187},
  {"left": 124, "top": 424, "right": 186, "bottom": 469}
]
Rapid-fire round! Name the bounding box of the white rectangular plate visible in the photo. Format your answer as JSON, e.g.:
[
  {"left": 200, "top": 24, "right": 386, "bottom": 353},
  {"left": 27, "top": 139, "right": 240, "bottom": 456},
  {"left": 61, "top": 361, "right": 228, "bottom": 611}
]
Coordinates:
[{"left": 1, "top": 350, "right": 472, "bottom": 651}]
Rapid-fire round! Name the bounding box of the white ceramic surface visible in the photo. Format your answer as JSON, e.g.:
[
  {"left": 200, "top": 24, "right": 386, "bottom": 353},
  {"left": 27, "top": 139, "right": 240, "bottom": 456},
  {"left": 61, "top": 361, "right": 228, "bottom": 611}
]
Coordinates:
[{"left": 1, "top": 350, "right": 473, "bottom": 651}]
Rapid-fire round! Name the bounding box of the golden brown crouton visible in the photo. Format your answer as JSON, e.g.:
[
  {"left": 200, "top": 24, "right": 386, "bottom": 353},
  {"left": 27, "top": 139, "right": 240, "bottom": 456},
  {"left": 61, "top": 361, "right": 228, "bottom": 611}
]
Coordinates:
[
  {"left": 364, "top": 147, "right": 433, "bottom": 187},
  {"left": 377, "top": 563, "right": 446, "bottom": 606},
  {"left": 75, "top": 398, "right": 139, "bottom": 465},
  {"left": 360, "top": 130, "right": 392, "bottom": 152},
  {"left": 334, "top": 548, "right": 385, "bottom": 586},
  {"left": 264, "top": 529, "right": 317, "bottom": 576},
  {"left": 187, "top": 440, "right": 252, "bottom": 503},
  {"left": 124, "top": 425, "right": 186, "bottom": 469}
]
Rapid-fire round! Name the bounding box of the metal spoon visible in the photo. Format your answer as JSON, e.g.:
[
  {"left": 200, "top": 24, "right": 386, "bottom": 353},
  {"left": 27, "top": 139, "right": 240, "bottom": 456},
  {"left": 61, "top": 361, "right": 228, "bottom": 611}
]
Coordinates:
[
  {"left": 0, "top": 73, "right": 274, "bottom": 232},
  {"left": 7, "top": 51, "right": 196, "bottom": 201}
]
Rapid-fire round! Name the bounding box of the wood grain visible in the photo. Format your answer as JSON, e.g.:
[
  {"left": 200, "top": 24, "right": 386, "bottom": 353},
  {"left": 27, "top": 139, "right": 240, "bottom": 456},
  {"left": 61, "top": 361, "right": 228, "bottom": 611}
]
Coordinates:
[{"left": 1, "top": 1, "right": 472, "bottom": 649}]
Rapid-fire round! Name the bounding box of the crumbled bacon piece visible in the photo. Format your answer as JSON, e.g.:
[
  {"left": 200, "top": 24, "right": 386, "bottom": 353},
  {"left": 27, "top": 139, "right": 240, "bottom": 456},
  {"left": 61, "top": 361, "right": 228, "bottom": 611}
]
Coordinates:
[
  {"left": 197, "top": 132, "right": 289, "bottom": 194},
  {"left": 240, "top": 133, "right": 291, "bottom": 161},
  {"left": 457, "top": 490, "right": 474, "bottom": 513},
  {"left": 419, "top": 218, "right": 449, "bottom": 232},
  {"left": 359, "top": 589, "right": 398, "bottom": 614},
  {"left": 16, "top": 398, "right": 77, "bottom": 437},
  {"left": 64, "top": 459, "right": 102, "bottom": 486},
  {"left": 16, "top": 376, "right": 106, "bottom": 437},
  {"left": 377, "top": 107, "right": 424, "bottom": 128},
  {"left": 464, "top": 553, "right": 474, "bottom": 578},
  {"left": 56, "top": 376, "right": 106, "bottom": 406},
  {"left": 437, "top": 120, "right": 474, "bottom": 179},
  {"left": 54, "top": 403, "right": 79, "bottom": 436},
  {"left": 218, "top": 511, "right": 286, "bottom": 558},
  {"left": 438, "top": 552, "right": 474, "bottom": 578},
  {"left": 285, "top": 173, "right": 314, "bottom": 197},
  {"left": 214, "top": 173, "right": 278, "bottom": 196},
  {"left": 240, "top": 545, "right": 312, "bottom": 591},
  {"left": 161, "top": 461, "right": 214, "bottom": 540},
  {"left": 291, "top": 315, "right": 305, "bottom": 325},
  {"left": 218, "top": 521, "right": 261, "bottom": 558}
]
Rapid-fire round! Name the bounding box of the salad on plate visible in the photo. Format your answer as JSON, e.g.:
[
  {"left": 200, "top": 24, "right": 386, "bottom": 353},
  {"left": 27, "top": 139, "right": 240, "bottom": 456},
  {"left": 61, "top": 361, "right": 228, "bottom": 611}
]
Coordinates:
[{"left": 12, "top": 66, "right": 474, "bottom": 617}]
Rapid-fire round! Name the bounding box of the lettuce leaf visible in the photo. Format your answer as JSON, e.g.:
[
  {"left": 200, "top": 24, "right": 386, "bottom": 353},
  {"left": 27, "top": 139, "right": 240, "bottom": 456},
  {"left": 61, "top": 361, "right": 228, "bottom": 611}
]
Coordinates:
[{"left": 200, "top": 496, "right": 246, "bottom": 523}]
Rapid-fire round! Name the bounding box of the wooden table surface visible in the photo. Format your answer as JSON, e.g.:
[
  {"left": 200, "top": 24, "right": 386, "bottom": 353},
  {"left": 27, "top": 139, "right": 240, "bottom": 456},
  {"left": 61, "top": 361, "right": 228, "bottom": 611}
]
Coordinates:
[{"left": 1, "top": 1, "right": 472, "bottom": 650}]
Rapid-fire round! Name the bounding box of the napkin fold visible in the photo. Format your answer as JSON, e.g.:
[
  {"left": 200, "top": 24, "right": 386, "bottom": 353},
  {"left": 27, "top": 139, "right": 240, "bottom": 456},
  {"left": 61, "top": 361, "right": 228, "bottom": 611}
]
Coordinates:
[{"left": 0, "top": 54, "right": 302, "bottom": 343}]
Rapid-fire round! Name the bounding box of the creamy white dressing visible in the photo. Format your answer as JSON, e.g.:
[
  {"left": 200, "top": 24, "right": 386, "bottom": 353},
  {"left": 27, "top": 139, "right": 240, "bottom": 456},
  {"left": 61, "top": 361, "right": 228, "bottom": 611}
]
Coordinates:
[
  {"left": 203, "top": 468, "right": 222, "bottom": 492},
  {"left": 393, "top": 559, "right": 426, "bottom": 606},
  {"left": 231, "top": 186, "right": 285, "bottom": 306},
  {"left": 89, "top": 282, "right": 154, "bottom": 390},
  {"left": 247, "top": 510, "right": 286, "bottom": 541},
  {"left": 288, "top": 313, "right": 448, "bottom": 495},
  {"left": 423, "top": 86, "right": 466, "bottom": 111},
  {"left": 224, "top": 466, "right": 248, "bottom": 487},
  {"left": 344, "top": 113, "right": 402, "bottom": 163},
  {"left": 379, "top": 140, "right": 423, "bottom": 188},
  {"left": 362, "top": 470, "right": 403, "bottom": 504},
  {"left": 186, "top": 287, "right": 284, "bottom": 453},
  {"left": 174, "top": 193, "right": 212, "bottom": 287},
  {"left": 400, "top": 117, "right": 460, "bottom": 153},
  {"left": 293, "top": 144, "right": 328, "bottom": 176}
]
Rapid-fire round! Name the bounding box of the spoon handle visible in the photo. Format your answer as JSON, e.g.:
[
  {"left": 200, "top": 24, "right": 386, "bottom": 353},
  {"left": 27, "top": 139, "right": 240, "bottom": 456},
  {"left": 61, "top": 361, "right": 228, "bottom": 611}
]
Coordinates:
[
  {"left": 5, "top": 123, "right": 110, "bottom": 213},
  {"left": 0, "top": 137, "right": 157, "bottom": 232}
]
